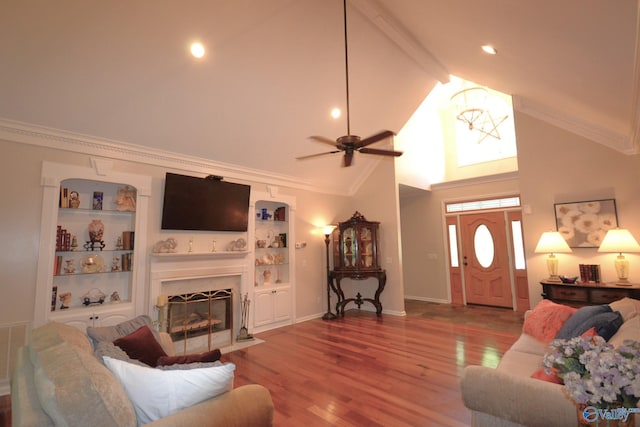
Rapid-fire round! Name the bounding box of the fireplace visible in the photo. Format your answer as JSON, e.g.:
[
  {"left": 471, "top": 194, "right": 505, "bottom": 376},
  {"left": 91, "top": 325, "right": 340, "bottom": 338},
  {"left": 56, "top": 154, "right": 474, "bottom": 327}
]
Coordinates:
[
  {"left": 149, "top": 251, "right": 250, "bottom": 354},
  {"left": 167, "top": 289, "right": 232, "bottom": 354}
]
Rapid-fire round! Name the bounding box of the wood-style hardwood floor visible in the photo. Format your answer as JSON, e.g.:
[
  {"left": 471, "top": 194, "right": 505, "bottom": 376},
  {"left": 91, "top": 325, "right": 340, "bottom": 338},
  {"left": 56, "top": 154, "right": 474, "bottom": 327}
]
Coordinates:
[
  {"left": 0, "top": 301, "right": 524, "bottom": 427},
  {"left": 226, "top": 302, "right": 523, "bottom": 427}
]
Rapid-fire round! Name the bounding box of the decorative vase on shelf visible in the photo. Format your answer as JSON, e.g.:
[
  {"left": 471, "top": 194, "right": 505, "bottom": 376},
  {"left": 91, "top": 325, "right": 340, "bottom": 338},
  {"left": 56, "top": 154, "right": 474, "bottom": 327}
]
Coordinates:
[
  {"left": 88, "top": 219, "right": 104, "bottom": 242},
  {"left": 84, "top": 219, "right": 106, "bottom": 251}
]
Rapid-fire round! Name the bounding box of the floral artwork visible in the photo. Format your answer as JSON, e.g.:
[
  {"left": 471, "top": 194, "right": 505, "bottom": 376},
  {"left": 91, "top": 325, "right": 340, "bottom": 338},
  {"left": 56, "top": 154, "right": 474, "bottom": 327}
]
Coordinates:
[{"left": 554, "top": 199, "right": 618, "bottom": 248}]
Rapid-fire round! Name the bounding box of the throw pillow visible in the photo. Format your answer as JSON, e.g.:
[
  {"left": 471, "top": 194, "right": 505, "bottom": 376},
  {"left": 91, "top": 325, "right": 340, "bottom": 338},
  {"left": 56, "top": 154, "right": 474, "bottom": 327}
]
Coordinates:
[
  {"left": 608, "top": 316, "right": 640, "bottom": 348},
  {"left": 87, "top": 315, "right": 160, "bottom": 348},
  {"left": 156, "top": 361, "right": 223, "bottom": 371},
  {"left": 103, "top": 356, "right": 235, "bottom": 425},
  {"left": 113, "top": 325, "right": 167, "bottom": 367},
  {"left": 523, "top": 299, "right": 577, "bottom": 343},
  {"left": 530, "top": 367, "right": 563, "bottom": 385},
  {"left": 556, "top": 311, "right": 623, "bottom": 341},
  {"left": 94, "top": 341, "right": 147, "bottom": 367},
  {"left": 555, "top": 304, "right": 612, "bottom": 339},
  {"left": 156, "top": 349, "right": 222, "bottom": 367},
  {"left": 609, "top": 297, "right": 640, "bottom": 322}
]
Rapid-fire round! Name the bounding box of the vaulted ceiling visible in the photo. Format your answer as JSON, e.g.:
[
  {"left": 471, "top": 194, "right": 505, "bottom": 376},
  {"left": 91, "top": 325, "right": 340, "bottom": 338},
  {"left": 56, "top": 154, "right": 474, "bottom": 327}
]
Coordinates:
[{"left": 1, "top": 0, "right": 638, "bottom": 194}]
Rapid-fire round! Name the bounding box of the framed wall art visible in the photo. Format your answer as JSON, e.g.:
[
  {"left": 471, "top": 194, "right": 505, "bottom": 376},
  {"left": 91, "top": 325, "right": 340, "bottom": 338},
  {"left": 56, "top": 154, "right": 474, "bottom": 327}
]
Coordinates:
[{"left": 554, "top": 199, "right": 618, "bottom": 248}]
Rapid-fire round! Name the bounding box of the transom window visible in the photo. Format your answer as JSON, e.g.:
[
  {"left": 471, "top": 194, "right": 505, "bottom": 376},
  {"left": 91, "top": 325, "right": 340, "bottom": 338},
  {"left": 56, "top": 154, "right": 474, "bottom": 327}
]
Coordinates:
[{"left": 446, "top": 196, "right": 520, "bottom": 214}]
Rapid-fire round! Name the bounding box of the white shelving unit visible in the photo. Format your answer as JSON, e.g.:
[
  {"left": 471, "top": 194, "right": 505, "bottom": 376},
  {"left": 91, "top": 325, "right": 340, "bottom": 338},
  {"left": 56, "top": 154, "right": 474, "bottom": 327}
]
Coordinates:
[
  {"left": 34, "top": 160, "right": 151, "bottom": 328},
  {"left": 249, "top": 190, "right": 295, "bottom": 332}
]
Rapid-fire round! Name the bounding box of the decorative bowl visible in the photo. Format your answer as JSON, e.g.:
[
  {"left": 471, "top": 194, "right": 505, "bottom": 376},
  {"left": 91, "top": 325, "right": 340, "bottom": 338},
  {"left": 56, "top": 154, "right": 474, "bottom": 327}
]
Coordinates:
[{"left": 560, "top": 275, "right": 578, "bottom": 284}]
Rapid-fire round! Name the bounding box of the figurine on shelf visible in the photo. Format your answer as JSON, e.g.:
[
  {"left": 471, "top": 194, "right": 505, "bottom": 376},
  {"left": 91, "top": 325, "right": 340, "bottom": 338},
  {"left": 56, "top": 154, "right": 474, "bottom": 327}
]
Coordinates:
[
  {"left": 263, "top": 269, "right": 272, "bottom": 284},
  {"left": 110, "top": 291, "right": 121, "bottom": 303},
  {"left": 63, "top": 259, "right": 75, "bottom": 274},
  {"left": 152, "top": 238, "right": 178, "bottom": 253},
  {"left": 59, "top": 292, "right": 72, "bottom": 309},
  {"left": 114, "top": 185, "right": 136, "bottom": 212},
  {"left": 115, "top": 236, "right": 123, "bottom": 250},
  {"left": 69, "top": 191, "right": 80, "bottom": 209},
  {"left": 70, "top": 235, "right": 78, "bottom": 251},
  {"left": 111, "top": 256, "right": 121, "bottom": 271}
]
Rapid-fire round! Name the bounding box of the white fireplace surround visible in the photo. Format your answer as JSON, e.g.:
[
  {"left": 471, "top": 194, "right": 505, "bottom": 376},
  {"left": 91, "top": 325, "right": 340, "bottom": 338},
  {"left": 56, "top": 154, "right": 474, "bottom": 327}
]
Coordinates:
[{"left": 149, "top": 251, "right": 250, "bottom": 350}]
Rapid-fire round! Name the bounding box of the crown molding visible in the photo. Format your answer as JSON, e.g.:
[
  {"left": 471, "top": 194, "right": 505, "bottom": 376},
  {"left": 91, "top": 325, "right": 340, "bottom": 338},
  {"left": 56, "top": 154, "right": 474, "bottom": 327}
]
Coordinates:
[
  {"left": 0, "top": 118, "right": 352, "bottom": 196},
  {"left": 429, "top": 171, "right": 519, "bottom": 191},
  {"left": 512, "top": 96, "right": 637, "bottom": 155}
]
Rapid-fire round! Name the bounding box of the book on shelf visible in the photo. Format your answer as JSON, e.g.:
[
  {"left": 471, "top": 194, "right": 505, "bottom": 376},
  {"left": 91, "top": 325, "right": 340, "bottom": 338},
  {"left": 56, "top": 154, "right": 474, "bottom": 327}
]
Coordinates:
[
  {"left": 579, "top": 264, "right": 601, "bottom": 283},
  {"left": 51, "top": 286, "right": 58, "bottom": 311},
  {"left": 59, "top": 187, "right": 69, "bottom": 208},
  {"left": 122, "top": 231, "right": 135, "bottom": 250}
]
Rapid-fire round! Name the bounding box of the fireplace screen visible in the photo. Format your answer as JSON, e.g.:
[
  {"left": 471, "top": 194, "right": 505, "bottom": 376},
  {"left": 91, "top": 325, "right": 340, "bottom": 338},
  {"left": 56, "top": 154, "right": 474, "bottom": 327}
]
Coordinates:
[{"left": 167, "top": 289, "right": 232, "bottom": 350}]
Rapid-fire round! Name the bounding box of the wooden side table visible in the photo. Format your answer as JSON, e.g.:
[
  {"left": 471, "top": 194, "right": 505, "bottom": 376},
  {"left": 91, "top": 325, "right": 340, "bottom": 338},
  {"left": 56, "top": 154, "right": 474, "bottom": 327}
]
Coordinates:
[{"left": 540, "top": 281, "right": 640, "bottom": 306}]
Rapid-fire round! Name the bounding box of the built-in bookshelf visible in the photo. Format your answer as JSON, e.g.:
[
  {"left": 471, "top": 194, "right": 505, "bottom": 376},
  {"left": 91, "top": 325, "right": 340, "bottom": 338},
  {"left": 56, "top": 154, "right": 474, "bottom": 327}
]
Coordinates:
[
  {"left": 250, "top": 191, "right": 296, "bottom": 332},
  {"left": 34, "top": 160, "right": 151, "bottom": 328}
]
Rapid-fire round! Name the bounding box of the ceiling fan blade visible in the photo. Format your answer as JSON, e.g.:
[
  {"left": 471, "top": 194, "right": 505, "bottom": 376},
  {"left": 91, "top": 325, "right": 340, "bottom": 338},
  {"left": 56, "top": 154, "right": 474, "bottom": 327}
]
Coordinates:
[
  {"left": 354, "top": 130, "right": 395, "bottom": 149},
  {"left": 308, "top": 135, "right": 340, "bottom": 148},
  {"left": 296, "top": 150, "right": 341, "bottom": 160},
  {"left": 343, "top": 151, "right": 354, "bottom": 167},
  {"left": 359, "top": 147, "right": 403, "bottom": 157}
]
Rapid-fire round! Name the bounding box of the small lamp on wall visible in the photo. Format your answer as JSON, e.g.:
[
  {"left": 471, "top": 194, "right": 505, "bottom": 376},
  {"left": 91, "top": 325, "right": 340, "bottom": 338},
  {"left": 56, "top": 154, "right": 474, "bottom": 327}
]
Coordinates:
[
  {"left": 322, "top": 225, "right": 337, "bottom": 321},
  {"left": 597, "top": 228, "right": 640, "bottom": 285},
  {"left": 534, "top": 231, "right": 572, "bottom": 283}
]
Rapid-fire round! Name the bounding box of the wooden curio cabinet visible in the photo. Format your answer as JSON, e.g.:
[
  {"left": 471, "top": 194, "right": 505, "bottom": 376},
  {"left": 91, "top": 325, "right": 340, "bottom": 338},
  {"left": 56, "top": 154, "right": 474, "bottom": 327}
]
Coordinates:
[
  {"left": 330, "top": 211, "right": 386, "bottom": 317},
  {"left": 333, "top": 211, "right": 381, "bottom": 272}
]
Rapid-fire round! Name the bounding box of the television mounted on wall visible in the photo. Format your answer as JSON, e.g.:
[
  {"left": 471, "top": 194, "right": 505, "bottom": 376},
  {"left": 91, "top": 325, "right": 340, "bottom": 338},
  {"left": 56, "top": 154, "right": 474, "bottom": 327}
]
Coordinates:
[{"left": 161, "top": 172, "right": 251, "bottom": 232}]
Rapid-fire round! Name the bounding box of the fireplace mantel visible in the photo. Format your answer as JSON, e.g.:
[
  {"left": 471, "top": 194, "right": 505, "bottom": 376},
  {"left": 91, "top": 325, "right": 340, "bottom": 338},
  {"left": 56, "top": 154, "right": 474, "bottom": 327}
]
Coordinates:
[{"left": 150, "top": 251, "right": 249, "bottom": 261}]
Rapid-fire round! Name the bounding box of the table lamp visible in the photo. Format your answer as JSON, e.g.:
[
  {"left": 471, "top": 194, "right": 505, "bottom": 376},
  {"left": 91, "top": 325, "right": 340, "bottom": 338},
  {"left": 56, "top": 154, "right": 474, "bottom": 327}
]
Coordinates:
[
  {"left": 597, "top": 228, "right": 640, "bottom": 285},
  {"left": 534, "top": 231, "right": 572, "bottom": 283}
]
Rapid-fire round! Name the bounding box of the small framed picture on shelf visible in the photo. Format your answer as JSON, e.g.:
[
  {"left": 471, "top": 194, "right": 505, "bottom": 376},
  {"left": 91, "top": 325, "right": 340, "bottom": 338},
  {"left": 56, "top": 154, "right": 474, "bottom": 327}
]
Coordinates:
[
  {"left": 93, "top": 192, "right": 103, "bottom": 210},
  {"left": 554, "top": 198, "right": 618, "bottom": 248}
]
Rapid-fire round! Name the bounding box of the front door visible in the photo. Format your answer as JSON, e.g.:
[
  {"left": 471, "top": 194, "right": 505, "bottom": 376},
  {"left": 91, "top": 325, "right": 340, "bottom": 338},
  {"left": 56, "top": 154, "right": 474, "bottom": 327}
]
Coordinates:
[{"left": 460, "top": 211, "right": 513, "bottom": 308}]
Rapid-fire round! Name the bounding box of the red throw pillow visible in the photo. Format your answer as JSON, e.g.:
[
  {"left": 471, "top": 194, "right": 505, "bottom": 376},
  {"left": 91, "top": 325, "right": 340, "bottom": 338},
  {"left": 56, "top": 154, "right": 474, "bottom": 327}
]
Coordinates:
[
  {"left": 531, "top": 367, "right": 563, "bottom": 384},
  {"left": 523, "top": 299, "right": 577, "bottom": 343},
  {"left": 113, "top": 325, "right": 167, "bottom": 367},
  {"left": 156, "top": 349, "right": 222, "bottom": 366}
]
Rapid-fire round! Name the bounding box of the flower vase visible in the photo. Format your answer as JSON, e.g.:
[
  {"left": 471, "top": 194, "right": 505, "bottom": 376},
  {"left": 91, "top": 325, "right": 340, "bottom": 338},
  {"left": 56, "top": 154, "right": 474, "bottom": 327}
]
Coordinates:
[{"left": 577, "top": 404, "right": 636, "bottom": 427}]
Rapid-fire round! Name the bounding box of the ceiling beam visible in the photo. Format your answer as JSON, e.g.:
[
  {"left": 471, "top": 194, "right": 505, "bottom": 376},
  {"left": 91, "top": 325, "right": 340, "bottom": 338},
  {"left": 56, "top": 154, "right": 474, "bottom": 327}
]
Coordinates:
[{"left": 350, "top": 0, "right": 450, "bottom": 83}]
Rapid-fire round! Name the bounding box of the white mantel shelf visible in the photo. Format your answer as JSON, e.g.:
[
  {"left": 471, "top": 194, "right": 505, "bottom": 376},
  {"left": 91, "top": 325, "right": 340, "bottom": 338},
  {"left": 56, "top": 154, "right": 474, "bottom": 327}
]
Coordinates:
[{"left": 150, "top": 251, "right": 249, "bottom": 261}]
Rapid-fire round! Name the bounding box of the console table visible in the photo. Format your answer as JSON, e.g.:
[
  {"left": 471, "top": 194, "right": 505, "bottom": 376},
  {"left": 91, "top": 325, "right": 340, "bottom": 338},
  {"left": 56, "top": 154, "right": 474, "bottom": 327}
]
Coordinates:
[
  {"left": 330, "top": 270, "right": 387, "bottom": 316},
  {"left": 540, "top": 281, "right": 640, "bottom": 306}
]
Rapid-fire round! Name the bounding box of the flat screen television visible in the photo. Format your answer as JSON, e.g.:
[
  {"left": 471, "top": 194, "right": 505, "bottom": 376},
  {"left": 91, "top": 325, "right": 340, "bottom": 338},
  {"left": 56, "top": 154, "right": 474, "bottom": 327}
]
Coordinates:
[{"left": 161, "top": 172, "right": 251, "bottom": 232}]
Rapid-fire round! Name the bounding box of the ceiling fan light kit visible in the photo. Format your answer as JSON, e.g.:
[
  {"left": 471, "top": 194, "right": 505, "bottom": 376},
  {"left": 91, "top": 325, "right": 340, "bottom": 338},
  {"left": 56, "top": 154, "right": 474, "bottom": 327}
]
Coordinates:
[{"left": 297, "top": 0, "right": 402, "bottom": 167}]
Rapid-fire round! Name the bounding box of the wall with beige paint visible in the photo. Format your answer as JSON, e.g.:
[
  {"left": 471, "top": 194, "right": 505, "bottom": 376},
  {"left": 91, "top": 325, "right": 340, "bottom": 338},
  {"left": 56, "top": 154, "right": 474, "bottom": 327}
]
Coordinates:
[
  {"left": 399, "top": 111, "right": 640, "bottom": 307},
  {"left": 400, "top": 177, "right": 520, "bottom": 302},
  {"left": 516, "top": 112, "right": 640, "bottom": 304},
  {"left": 0, "top": 139, "right": 353, "bottom": 325}
]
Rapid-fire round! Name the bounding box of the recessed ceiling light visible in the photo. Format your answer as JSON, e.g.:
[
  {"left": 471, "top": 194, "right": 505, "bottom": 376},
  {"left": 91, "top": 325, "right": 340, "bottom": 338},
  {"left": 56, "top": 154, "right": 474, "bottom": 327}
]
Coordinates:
[
  {"left": 330, "top": 108, "right": 341, "bottom": 119},
  {"left": 482, "top": 45, "right": 497, "bottom": 55},
  {"left": 190, "top": 42, "right": 205, "bottom": 58}
]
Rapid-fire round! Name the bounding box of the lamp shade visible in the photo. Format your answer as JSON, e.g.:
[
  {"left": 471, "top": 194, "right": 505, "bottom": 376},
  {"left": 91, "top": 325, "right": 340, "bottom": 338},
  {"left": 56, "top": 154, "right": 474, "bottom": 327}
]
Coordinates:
[
  {"left": 322, "top": 225, "right": 337, "bottom": 236},
  {"left": 597, "top": 229, "right": 640, "bottom": 254},
  {"left": 534, "top": 231, "right": 572, "bottom": 254}
]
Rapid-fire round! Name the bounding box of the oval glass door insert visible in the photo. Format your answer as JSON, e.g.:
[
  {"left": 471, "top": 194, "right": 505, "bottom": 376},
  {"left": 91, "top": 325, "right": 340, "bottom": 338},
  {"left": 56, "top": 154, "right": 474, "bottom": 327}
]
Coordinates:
[{"left": 474, "top": 224, "right": 495, "bottom": 268}]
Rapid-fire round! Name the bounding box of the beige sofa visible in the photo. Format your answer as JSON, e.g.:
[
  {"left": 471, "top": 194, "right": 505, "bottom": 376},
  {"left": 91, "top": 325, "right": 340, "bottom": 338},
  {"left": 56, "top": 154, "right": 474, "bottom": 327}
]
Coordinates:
[
  {"left": 460, "top": 298, "right": 640, "bottom": 427},
  {"left": 11, "top": 320, "right": 274, "bottom": 427}
]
